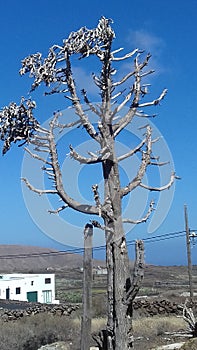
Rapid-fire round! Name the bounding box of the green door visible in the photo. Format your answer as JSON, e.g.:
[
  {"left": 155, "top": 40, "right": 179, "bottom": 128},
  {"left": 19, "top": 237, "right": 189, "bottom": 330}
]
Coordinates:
[{"left": 27, "top": 291, "right": 38, "bottom": 302}]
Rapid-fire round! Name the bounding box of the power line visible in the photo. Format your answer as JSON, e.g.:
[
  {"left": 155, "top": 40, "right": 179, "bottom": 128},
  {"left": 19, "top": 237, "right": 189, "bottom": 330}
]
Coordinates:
[
  {"left": 127, "top": 230, "right": 186, "bottom": 246},
  {"left": 0, "top": 229, "right": 192, "bottom": 259}
]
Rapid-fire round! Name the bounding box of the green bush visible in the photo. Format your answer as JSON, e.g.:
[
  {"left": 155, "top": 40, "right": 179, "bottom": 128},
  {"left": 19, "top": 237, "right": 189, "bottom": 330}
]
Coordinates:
[{"left": 61, "top": 291, "right": 82, "bottom": 303}]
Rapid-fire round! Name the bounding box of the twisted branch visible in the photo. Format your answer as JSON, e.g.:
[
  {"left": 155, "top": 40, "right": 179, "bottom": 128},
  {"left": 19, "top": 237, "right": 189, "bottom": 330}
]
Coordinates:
[
  {"left": 140, "top": 172, "right": 177, "bottom": 191},
  {"left": 123, "top": 200, "right": 154, "bottom": 224}
]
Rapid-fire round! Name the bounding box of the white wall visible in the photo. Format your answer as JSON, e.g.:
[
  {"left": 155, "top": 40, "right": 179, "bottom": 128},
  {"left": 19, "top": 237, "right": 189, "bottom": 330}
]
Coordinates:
[{"left": 0, "top": 274, "right": 57, "bottom": 303}]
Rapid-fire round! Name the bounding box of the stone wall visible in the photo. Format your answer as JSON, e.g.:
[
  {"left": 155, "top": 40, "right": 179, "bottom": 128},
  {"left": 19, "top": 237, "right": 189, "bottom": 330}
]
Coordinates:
[
  {"left": 0, "top": 300, "right": 79, "bottom": 321},
  {"left": 133, "top": 299, "right": 183, "bottom": 317}
]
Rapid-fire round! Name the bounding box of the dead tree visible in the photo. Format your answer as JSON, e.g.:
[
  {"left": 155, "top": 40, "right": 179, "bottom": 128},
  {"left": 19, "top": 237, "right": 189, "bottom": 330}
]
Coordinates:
[
  {"left": 0, "top": 18, "right": 177, "bottom": 349},
  {"left": 183, "top": 300, "right": 197, "bottom": 337}
]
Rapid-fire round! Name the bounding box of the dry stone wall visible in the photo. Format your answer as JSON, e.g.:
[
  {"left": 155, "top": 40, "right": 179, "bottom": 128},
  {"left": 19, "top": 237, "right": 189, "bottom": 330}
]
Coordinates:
[
  {"left": 0, "top": 298, "right": 192, "bottom": 321},
  {"left": 133, "top": 299, "right": 183, "bottom": 317},
  {"left": 0, "top": 300, "right": 79, "bottom": 321}
]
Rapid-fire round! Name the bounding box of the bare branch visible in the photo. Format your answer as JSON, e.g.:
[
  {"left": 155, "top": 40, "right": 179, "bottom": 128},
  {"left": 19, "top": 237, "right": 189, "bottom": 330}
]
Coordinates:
[
  {"left": 123, "top": 200, "right": 154, "bottom": 224},
  {"left": 121, "top": 125, "right": 152, "bottom": 197},
  {"left": 34, "top": 147, "right": 49, "bottom": 153},
  {"left": 113, "top": 71, "right": 135, "bottom": 87},
  {"left": 30, "top": 142, "right": 49, "bottom": 150},
  {"left": 47, "top": 118, "right": 99, "bottom": 215},
  {"left": 112, "top": 48, "right": 139, "bottom": 61},
  {"left": 81, "top": 89, "right": 101, "bottom": 117},
  {"left": 111, "top": 47, "right": 124, "bottom": 55},
  {"left": 92, "top": 184, "right": 102, "bottom": 216},
  {"left": 44, "top": 87, "right": 69, "bottom": 96},
  {"left": 140, "top": 172, "right": 177, "bottom": 191},
  {"left": 111, "top": 89, "right": 126, "bottom": 100},
  {"left": 138, "top": 88, "right": 168, "bottom": 108},
  {"left": 32, "top": 134, "right": 49, "bottom": 141},
  {"left": 69, "top": 144, "right": 110, "bottom": 164},
  {"left": 113, "top": 55, "right": 149, "bottom": 137},
  {"left": 140, "top": 69, "right": 155, "bottom": 77},
  {"left": 182, "top": 300, "right": 197, "bottom": 336},
  {"left": 24, "top": 147, "right": 52, "bottom": 165},
  {"left": 111, "top": 90, "right": 133, "bottom": 117},
  {"left": 125, "top": 240, "right": 144, "bottom": 304},
  {"left": 42, "top": 168, "right": 55, "bottom": 178},
  {"left": 90, "top": 220, "right": 114, "bottom": 233},
  {"left": 135, "top": 111, "right": 157, "bottom": 118},
  {"left": 118, "top": 139, "right": 146, "bottom": 162},
  {"left": 35, "top": 125, "right": 50, "bottom": 134},
  {"left": 64, "top": 53, "right": 100, "bottom": 142},
  {"left": 92, "top": 184, "right": 101, "bottom": 206},
  {"left": 53, "top": 118, "right": 82, "bottom": 131},
  {"left": 48, "top": 205, "right": 68, "bottom": 214},
  {"left": 69, "top": 145, "right": 102, "bottom": 164},
  {"left": 113, "top": 107, "right": 136, "bottom": 138},
  {"left": 151, "top": 137, "right": 160, "bottom": 144},
  {"left": 150, "top": 160, "right": 169, "bottom": 166},
  {"left": 21, "top": 177, "right": 57, "bottom": 195}
]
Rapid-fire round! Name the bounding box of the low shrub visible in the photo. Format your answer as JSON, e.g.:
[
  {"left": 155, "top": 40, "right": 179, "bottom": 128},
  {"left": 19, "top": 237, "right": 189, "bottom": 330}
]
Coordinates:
[
  {"left": 61, "top": 291, "right": 82, "bottom": 303},
  {"left": 0, "top": 313, "right": 80, "bottom": 350}
]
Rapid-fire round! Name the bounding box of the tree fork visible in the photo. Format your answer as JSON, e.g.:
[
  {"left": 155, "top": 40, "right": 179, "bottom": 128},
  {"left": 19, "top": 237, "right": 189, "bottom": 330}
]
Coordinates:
[{"left": 94, "top": 239, "right": 144, "bottom": 349}]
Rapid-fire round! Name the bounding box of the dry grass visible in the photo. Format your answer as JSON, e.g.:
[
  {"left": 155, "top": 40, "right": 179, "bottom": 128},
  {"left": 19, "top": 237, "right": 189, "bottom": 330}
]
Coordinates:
[
  {"left": 133, "top": 316, "right": 188, "bottom": 350},
  {"left": 73, "top": 316, "right": 106, "bottom": 333},
  {"left": 133, "top": 316, "right": 186, "bottom": 338},
  {"left": 87, "top": 315, "right": 187, "bottom": 349},
  {"left": 0, "top": 313, "right": 80, "bottom": 350},
  {"left": 1, "top": 312, "right": 186, "bottom": 350}
]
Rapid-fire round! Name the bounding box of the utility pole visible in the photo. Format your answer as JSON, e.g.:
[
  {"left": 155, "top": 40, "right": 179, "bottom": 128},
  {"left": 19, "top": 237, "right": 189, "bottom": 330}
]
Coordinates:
[
  {"left": 184, "top": 205, "right": 193, "bottom": 302},
  {"left": 81, "top": 223, "right": 93, "bottom": 350}
]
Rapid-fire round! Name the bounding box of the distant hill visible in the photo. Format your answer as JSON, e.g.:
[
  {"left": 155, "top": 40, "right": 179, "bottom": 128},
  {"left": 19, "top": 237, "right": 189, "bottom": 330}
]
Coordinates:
[{"left": 0, "top": 245, "right": 105, "bottom": 273}]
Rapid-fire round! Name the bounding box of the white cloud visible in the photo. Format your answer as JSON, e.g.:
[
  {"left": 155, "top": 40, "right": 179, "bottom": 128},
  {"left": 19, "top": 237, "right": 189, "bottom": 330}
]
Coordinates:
[
  {"left": 125, "top": 30, "right": 166, "bottom": 76},
  {"left": 72, "top": 66, "right": 99, "bottom": 97},
  {"left": 127, "top": 30, "right": 165, "bottom": 54}
]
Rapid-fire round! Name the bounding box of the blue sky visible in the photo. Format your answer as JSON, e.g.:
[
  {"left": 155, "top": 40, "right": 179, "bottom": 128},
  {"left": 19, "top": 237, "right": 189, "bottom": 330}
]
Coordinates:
[{"left": 0, "top": 0, "right": 197, "bottom": 265}]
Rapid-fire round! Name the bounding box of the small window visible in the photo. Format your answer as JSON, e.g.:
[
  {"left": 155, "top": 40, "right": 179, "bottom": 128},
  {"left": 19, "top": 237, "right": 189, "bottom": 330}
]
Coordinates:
[
  {"left": 16, "top": 287, "right": 21, "bottom": 294},
  {"left": 45, "top": 278, "right": 51, "bottom": 284},
  {"left": 31, "top": 281, "right": 34, "bottom": 286}
]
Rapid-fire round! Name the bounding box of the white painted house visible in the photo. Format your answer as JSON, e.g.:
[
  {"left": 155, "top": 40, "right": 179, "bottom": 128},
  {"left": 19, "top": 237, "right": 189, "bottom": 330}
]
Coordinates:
[{"left": 0, "top": 274, "right": 59, "bottom": 304}]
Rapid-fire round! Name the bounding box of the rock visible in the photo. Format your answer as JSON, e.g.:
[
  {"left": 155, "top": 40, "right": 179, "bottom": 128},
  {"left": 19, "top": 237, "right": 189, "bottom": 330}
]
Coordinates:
[
  {"left": 38, "top": 341, "right": 71, "bottom": 349},
  {"left": 151, "top": 342, "right": 185, "bottom": 349},
  {"left": 179, "top": 338, "right": 197, "bottom": 349},
  {"left": 0, "top": 302, "right": 79, "bottom": 321}
]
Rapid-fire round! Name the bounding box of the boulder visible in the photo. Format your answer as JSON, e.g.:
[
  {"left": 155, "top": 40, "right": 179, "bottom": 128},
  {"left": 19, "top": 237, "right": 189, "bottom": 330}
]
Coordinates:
[{"left": 38, "top": 341, "right": 71, "bottom": 349}]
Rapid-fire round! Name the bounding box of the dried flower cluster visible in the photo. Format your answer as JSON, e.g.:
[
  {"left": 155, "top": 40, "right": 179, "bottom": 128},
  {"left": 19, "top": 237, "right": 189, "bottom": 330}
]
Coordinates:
[
  {"left": 19, "top": 17, "right": 114, "bottom": 92},
  {"left": 0, "top": 98, "right": 38, "bottom": 154},
  {"left": 63, "top": 16, "right": 114, "bottom": 57},
  {"left": 19, "top": 50, "right": 59, "bottom": 91}
]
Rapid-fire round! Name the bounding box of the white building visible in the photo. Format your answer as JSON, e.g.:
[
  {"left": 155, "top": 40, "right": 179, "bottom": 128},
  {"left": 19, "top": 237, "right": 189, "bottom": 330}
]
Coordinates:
[{"left": 0, "top": 273, "right": 59, "bottom": 304}]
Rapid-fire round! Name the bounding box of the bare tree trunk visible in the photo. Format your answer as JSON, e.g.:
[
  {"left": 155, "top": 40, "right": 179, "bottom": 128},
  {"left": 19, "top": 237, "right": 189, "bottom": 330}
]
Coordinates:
[
  {"left": 94, "top": 235, "right": 144, "bottom": 349},
  {"left": 97, "top": 147, "right": 144, "bottom": 348},
  {"left": 81, "top": 223, "right": 93, "bottom": 350}
]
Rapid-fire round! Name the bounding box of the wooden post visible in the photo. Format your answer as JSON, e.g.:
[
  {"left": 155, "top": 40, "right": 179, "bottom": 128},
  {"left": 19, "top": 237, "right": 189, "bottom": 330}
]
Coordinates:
[
  {"left": 81, "top": 223, "right": 93, "bottom": 350},
  {"left": 184, "top": 205, "right": 193, "bottom": 301}
]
